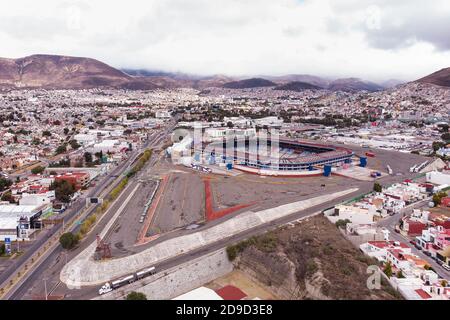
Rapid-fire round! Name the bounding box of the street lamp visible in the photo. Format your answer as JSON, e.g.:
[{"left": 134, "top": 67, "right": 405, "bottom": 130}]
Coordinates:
[{"left": 43, "top": 278, "right": 48, "bottom": 301}]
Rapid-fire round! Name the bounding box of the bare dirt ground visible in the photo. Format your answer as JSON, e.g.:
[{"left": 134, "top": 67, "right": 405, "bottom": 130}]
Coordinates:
[
  {"left": 429, "top": 205, "right": 450, "bottom": 217},
  {"left": 207, "top": 269, "right": 277, "bottom": 300},
  {"left": 212, "top": 174, "right": 365, "bottom": 211}
]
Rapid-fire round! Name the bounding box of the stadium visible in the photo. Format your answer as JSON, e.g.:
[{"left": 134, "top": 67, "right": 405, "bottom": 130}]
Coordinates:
[{"left": 196, "top": 138, "right": 355, "bottom": 175}]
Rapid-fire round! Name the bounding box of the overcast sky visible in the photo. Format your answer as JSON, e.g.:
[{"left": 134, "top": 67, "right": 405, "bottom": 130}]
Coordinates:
[{"left": 1, "top": 0, "right": 449, "bottom": 81}]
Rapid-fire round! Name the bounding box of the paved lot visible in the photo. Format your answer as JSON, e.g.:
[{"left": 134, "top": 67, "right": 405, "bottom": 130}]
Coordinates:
[
  {"left": 336, "top": 143, "right": 430, "bottom": 177},
  {"left": 148, "top": 172, "right": 204, "bottom": 235},
  {"left": 106, "top": 180, "right": 157, "bottom": 255}
]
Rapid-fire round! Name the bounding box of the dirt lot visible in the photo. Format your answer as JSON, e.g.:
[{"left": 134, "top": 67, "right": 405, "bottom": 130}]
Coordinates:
[
  {"left": 207, "top": 269, "right": 277, "bottom": 300},
  {"left": 211, "top": 174, "right": 366, "bottom": 211},
  {"left": 429, "top": 205, "right": 450, "bottom": 217},
  {"left": 229, "top": 215, "right": 402, "bottom": 300}
]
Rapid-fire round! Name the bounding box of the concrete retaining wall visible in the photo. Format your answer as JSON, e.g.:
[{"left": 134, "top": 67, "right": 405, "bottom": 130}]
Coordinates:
[{"left": 96, "top": 249, "right": 232, "bottom": 300}]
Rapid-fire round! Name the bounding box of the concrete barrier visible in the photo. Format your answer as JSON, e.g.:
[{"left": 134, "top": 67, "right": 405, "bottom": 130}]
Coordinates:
[{"left": 61, "top": 188, "right": 359, "bottom": 287}]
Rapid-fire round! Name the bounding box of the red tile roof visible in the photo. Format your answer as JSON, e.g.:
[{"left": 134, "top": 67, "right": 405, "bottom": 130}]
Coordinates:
[
  {"left": 215, "top": 285, "right": 247, "bottom": 300},
  {"left": 368, "top": 241, "right": 409, "bottom": 249},
  {"left": 415, "top": 289, "right": 432, "bottom": 300}
]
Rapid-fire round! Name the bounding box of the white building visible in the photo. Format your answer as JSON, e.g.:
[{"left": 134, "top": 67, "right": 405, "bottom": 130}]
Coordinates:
[
  {"left": 426, "top": 171, "right": 450, "bottom": 186},
  {"left": 173, "top": 287, "right": 223, "bottom": 300},
  {"left": 0, "top": 203, "right": 51, "bottom": 241},
  {"left": 73, "top": 133, "right": 97, "bottom": 145},
  {"left": 327, "top": 204, "right": 377, "bottom": 224},
  {"left": 359, "top": 241, "right": 411, "bottom": 262}
]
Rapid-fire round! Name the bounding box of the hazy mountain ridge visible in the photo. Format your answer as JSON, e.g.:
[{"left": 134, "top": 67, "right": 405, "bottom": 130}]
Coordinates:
[
  {"left": 0, "top": 54, "right": 159, "bottom": 90},
  {"left": 274, "top": 81, "right": 323, "bottom": 91},
  {"left": 222, "top": 78, "right": 277, "bottom": 89},
  {"left": 0, "top": 54, "right": 448, "bottom": 91}
]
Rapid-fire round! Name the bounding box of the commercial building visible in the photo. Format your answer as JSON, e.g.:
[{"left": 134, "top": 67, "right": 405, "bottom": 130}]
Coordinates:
[
  {"left": 0, "top": 203, "right": 51, "bottom": 241},
  {"left": 55, "top": 172, "right": 90, "bottom": 190}
]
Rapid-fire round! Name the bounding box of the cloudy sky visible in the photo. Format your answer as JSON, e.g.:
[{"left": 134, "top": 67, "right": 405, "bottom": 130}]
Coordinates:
[{"left": 1, "top": 0, "right": 449, "bottom": 81}]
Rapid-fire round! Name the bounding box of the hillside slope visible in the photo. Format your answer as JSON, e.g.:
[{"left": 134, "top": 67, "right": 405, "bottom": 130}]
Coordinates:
[
  {"left": 417, "top": 68, "right": 450, "bottom": 87},
  {"left": 223, "top": 78, "right": 277, "bottom": 89},
  {"left": 274, "top": 81, "right": 323, "bottom": 91},
  {"left": 328, "top": 78, "right": 384, "bottom": 92},
  {"left": 0, "top": 54, "right": 159, "bottom": 90},
  {"left": 228, "top": 215, "right": 401, "bottom": 300}
]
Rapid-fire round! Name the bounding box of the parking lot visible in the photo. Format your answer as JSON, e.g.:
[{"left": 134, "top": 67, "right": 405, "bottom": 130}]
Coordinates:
[
  {"left": 147, "top": 172, "right": 205, "bottom": 236},
  {"left": 106, "top": 179, "right": 158, "bottom": 256}
]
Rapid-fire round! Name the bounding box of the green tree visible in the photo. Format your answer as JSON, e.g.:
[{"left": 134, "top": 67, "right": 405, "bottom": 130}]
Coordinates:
[
  {"left": 432, "top": 191, "right": 448, "bottom": 206},
  {"left": 441, "top": 132, "right": 450, "bottom": 142},
  {"left": 383, "top": 262, "right": 393, "bottom": 278},
  {"left": 84, "top": 152, "right": 93, "bottom": 164},
  {"left": 373, "top": 182, "right": 383, "bottom": 193},
  {"left": 396, "top": 270, "right": 405, "bottom": 278},
  {"left": 69, "top": 140, "right": 80, "bottom": 150},
  {"left": 31, "top": 166, "right": 45, "bottom": 175},
  {"left": 126, "top": 292, "right": 147, "bottom": 300},
  {"left": 335, "top": 219, "right": 351, "bottom": 229},
  {"left": 95, "top": 151, "right": 103, "bottom": 160},
  {"left": 42, "top": 130, "right": 52, "bottom": 137},
  {"left": 0, "top": 178, "right": 13, "bottom": 192},
  {"left": 432, "top": 141, "right": 445, "bottom": 152},
  {"left": 51, "top": 180, "right": 76, "bottom": 203},
  {"left": 59, "top": 232, "right": 79, "bottom": 250},
  {"left": 55, "top": 144, "right": 67, "bottom": 155},
  {"left": 226, "top": 246, "right": 238, "bottom": 261},
  {"left": 0, "top": 243, "right": 6, "bottom": 255},
  {"left": 1, "top": 192, "right": 14, "bottom": 203}
]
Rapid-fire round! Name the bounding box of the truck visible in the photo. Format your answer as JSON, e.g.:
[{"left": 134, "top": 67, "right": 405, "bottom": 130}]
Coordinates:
[
  {"left": 98, "top": 266, "right": 157, "bottom": 295},
  {"left": 136, "top": 266, "right": 156, "bottom": 280}
]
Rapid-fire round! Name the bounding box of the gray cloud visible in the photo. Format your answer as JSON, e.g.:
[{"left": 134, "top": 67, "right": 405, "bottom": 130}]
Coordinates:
[
  {"left": 363, "top": 7, "right": 450, "bottom": 51},
  {"left": 0, "top": 0, "right": 449, "bottom": 81}
]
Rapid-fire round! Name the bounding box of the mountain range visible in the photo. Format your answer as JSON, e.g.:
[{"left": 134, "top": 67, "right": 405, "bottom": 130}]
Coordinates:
[
  {"left": 417, "top": 68, "right": 450, "bottom": 87},
  {"left": 0, "top": 54, "right": 159, "bottom": 90},
  {"left": 0, "top": 54, "right": 449, "bottom": 92}
]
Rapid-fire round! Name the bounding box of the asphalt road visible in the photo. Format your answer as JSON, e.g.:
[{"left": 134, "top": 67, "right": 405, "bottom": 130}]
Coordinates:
[
  {"left": 0, "top": 149, "right": 135, "bottom": 287},
  {"left": 377, "top": 209, "right": 450, "bottom": 279},
  {"left": 4, "top": 121, "right": 177, "bottom": 300}
]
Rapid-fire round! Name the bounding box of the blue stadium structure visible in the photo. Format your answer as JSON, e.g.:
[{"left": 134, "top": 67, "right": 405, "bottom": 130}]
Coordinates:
[{"left": 198, "top": 138, "right": 354, "bottom": 172}]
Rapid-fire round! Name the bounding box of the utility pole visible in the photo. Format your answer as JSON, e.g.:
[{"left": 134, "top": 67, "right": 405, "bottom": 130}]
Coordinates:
[{"left": 43, "top": 278, "right": 48, "bottom": 301}]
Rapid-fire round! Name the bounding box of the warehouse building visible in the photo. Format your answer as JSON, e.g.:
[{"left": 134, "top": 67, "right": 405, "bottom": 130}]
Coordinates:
[{"left": 0, "top": 203, "right": 52, "bottom": 241}]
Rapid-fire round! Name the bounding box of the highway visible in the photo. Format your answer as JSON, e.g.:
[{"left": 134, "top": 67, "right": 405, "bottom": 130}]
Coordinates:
[{"left": 2, "top": 121, "right": 177, "bottom": 300}]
